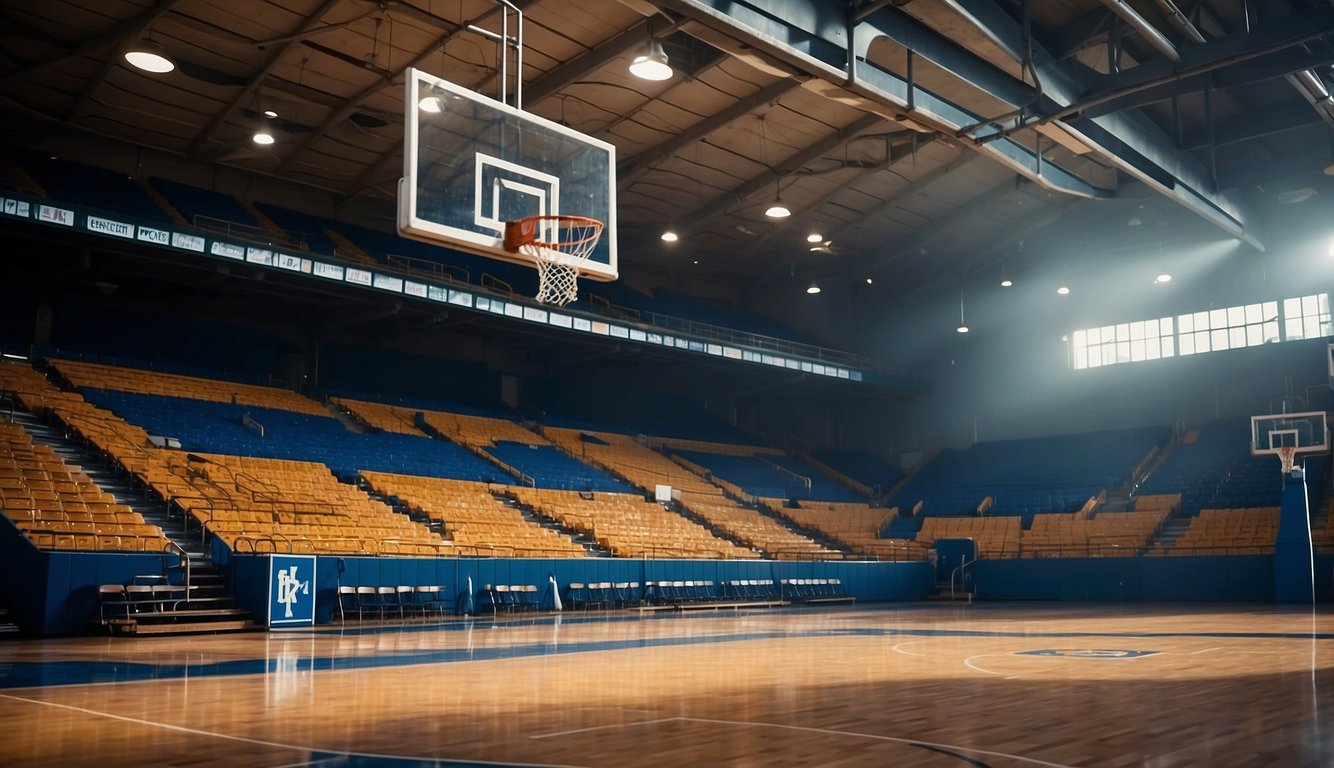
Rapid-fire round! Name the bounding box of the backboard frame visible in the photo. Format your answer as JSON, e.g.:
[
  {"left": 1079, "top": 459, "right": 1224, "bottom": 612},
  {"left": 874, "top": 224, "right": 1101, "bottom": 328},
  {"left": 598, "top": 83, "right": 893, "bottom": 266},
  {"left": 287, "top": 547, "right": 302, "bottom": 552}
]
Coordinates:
[
  {"left": 1249, "top": 410, "right": 1329, "bottom": 458},
  {"left": 398, "top": 67, "right": 618, "bottom": 281}
]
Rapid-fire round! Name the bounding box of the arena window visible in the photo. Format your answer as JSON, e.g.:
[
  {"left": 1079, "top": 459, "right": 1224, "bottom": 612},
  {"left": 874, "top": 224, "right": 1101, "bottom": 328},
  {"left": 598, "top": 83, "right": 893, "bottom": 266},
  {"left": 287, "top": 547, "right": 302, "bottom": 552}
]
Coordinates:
[
  {"left": 1282, "top": 293, "right": 1331, "bottom": 341},
  {"left": 1070, "top": 317, "right": 1174, "bottom": 370},
  {"left": 1178, "top": 301, "right": 1279, "bottom": 355}
]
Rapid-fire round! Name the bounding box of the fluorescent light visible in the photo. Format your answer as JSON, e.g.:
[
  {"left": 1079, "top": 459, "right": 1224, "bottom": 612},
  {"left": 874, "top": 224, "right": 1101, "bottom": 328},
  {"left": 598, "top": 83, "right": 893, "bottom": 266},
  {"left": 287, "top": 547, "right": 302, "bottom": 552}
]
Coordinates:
[
  {"left": 806, "top": 233, "right": 823, "bottom": 243},
  {"left": 253, "top": 130, "right": 275, "bottom": 145},
  {"left": 629, "top": 41, "right": 672, "bottom": 81},
  {"left": 1057, "top": 284, "right": 1070, "bottom": 295},
  {"left": 660, "top": 230, "right": 678, "bottom": 242},
  {"left": 124, "top": 40, "right": 175, "bottom": 74},
  {"left": 806, "top": 283, "right": 821, "bottom": 294},
  {"left": 1, "top": 352, "right": 29, "bottom": 360},
  {"left": 765, "top": 199, "right": 791, "bottom": 218}
]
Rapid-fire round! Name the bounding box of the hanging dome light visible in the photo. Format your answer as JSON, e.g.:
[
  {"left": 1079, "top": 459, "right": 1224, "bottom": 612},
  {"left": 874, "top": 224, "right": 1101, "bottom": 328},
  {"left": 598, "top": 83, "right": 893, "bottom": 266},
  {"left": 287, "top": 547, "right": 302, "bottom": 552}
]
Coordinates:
[
  {"left": 806, "top": 232, "right": 823, "bottom": 243},
  {"left": 660, "top": 229, "right": 679, "bottom": 242},
  {"left": 1056, "top": 284, "right": 1070, "bottom": 295},
  {"left": 806, "top": 283, "right": 821, "bottom": 295},
  {"left": 1000, "top": 278, "right": 1013, "bottom": 287},
  {"left": 629, "top": 41, "right": 672, "bottom": 81},
  {"left": 124, "top": 39, "right": 175, "bottom": 74},
  {"left": 253, "top": 129, "right": 275, "bottom": 145},
  {"left": 1155, "top": 272, "right": 1172, "bottom": 284},
  {"left": 418, "top": 95, "right": 443, "bottom": 113}
]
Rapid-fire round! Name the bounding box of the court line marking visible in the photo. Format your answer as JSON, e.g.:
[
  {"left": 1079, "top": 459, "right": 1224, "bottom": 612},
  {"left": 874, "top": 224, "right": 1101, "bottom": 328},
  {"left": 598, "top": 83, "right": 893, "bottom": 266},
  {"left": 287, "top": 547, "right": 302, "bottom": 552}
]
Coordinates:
[
  {"left": 891, "top": 640, "right": 932, "bottom": 657},
  {"left": 675, "top": 716, "right": 1076, "bottom": 768},
  {"left": 529, "top": 717, "right": 680, "bottom": 740},
  {"left": 0, "top": 692, "right": 586, "bottom": 768},
  {"left": 963, "top": 654, "right": 1007, "bottom": 676},
  {"left": 1190, "top": 647, "right": 1223, "bottom": 655}
]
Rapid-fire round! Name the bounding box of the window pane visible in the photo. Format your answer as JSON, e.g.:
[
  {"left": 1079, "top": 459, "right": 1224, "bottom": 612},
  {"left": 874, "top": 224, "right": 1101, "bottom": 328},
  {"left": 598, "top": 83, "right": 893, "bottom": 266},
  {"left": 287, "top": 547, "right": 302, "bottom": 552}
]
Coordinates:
[
  {"left": 1160, "top": 317, "right": 1173, "bottom": 335},
  {"left": 1246, "top": 324, "right": 1263, "bottom": 347},
  {"left": 1263, "top": 301, "right": 1278, "bottom": 321},
  {"left": 1303, "top": 295, "right": 1318, "bottom": 315},
  {"left": 1179, "top": 314, "right": 1194, "bottom": 333},
  {"left": 1117, "top": 341, "right": 1131, "bottom": 362},
  {"left": 1289, "top": 318, "right": 1306, "bottom": 341},
  {"left": 1073, "top": 329, "right": 1086, "bottom": 346},
  {"left": 1130, "top": 322, "right": 1145, "bottom": 340},
  {"left": 1145, "top": 340, "right": 1160, "bottom": 360},
  {"left": 1319, "top": 293, "right": 1329, "bottom": 314},
  {"left": 1180, "top": 334, "right": 1196, "bottom": 355},
  {"left": 1245, "top": 304, "right": 1261, "bottom": 324},
  {"left": 1101, "top": 325, "right": 1115, "bottom": 341},
  {"left": 1074, "top": 347, "right": 1087, "bottom": 369},
  {"left": 1195, "top": 330, "right": 1210, "bottom": 352},
  {"left": 1227, "top": 306, "right": 1245, "bottom": 327},
  {"left": 1116, "top": 323, "right": 1129, "bottom": 340},
  {"left": 1285, "top": 297, "right": 1302, "bottom": 321},
  {"left": 1210, "top": 308, "right": 1227, "bottom": 328},
  {"left": 1264, "top": 321, "right": 1279, "bottom": 343},
  {"left": 1130, "top": 339, "right": 1146, "bottom": 360},
  {"left": 1306, "top": 316, "right": 1321, "bottom": 339},
  {"left": 1212, "top": 328, "right": 1230, "bottom": 350},
  {"left": 1087, "top": 327, "right": 1101, "bottom": 345},
  {"left": 1162, "top": 336, "right": 1174, "bottom": 357},
  {"left": 1229, "top": 327, "right": 1246, "bottom": 348},
  {"left": 1088, "top": 346, "right": 1103, "bottom": 367}
]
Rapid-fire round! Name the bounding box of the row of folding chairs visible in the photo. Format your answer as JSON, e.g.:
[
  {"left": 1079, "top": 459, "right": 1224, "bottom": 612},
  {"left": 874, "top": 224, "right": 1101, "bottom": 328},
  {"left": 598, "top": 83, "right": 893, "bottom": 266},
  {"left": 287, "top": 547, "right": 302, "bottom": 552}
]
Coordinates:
[
  {"left": 483, "top": 583, "right": 540, "bottom": 613},
  {"left": 336, "top": 585, "right": 449, "bottom": 621},
  {"left": 645, "top": 580, "right": 718, "bottom": 605},
  {"left": 566, "top": 581, "right": 642, "bottom": 609},
  {"left": 779, "top": 578, "right": 847, "bottom": 601},
  {"left": 721, "top": 579, "right": 781, "bottom": 601}
]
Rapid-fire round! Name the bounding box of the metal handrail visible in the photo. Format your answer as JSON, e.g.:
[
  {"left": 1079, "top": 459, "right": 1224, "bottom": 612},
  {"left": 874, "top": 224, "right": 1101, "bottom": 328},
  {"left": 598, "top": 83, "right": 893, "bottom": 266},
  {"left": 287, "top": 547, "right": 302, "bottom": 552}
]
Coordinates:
[
  {"left": 164, "top": 540, "right": 191, "bottom": 600},
  {"left": 950, "top": 557, "right": 975, "bottom": 601}
]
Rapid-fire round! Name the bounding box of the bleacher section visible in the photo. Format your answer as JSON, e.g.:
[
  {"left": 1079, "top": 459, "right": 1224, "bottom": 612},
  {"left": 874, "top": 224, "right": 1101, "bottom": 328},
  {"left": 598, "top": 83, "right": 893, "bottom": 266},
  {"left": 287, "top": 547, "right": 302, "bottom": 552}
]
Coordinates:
[
  {"left": 360, "top": 472, "right": 586, "bottom": 558},
  {"left": 17, "top": 155, "right": 169, "bottom": 225},
  {"left": 764, "top": 501, "right": 918, "bottom": 560},
  {"left": 1155, "top": 507, "right": 1280, "bottom": 555},
  {"left": 889, "top": 426, "right": 1168, "bottom": 521},
  {"left": 0, "top": 421, "right": 169, "bottom": 552},
  {"left": 484, "top": 441, "right": 637, "bottom": 493},
  {"left": 1138, "top": 419, "right": 1296, "bottom": 513},
  {"left": 809, "top": 449, "right": 905, "bottom": 494},
  {"left": 511, "top": 487, "right": 758, "bottom": 559},
  {"left": 54, "top": 359, "right": 325, "bottom": 416},
  {"left": 675, "top": 449, "right": 865, "bottom": 502}
]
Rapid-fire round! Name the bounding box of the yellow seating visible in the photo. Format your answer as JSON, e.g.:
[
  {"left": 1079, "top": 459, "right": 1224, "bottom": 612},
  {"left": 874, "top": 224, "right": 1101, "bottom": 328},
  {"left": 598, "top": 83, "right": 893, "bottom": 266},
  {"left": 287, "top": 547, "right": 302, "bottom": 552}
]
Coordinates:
[{"left": 51, "top": 358, "right": 328, "bottom": 416}]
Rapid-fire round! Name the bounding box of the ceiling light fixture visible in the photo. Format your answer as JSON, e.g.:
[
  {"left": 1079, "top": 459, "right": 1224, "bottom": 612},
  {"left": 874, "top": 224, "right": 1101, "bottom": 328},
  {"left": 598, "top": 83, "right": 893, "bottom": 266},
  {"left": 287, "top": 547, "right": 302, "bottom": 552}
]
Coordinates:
[
  {"left": 419, "top": 93, "right": 443, "bottom": 113},
  {"left": 1057, "top": 283, "right": 1070, "bottom": 295},
  {"left": 263, "top": 109, "right": 278, "bottom": 118},
  {"left": 807, "top": 232, "right": 823, "bottom": 243},
  {"left": 124, "top": 38, "right": 175, "bottom": 74},
  {"left": 660, "top": 229, "right": 678, "bottom": 242},
  {"left": 253, "top": 129, "right": 275, "bottom": 145},
  {"left": 765, "top": 197, "right": 791, "bottom": 218},
  {"left": 1000, "top": 278, "right": 1013, "bottom": 287},
  {"left": 1155, "top": 272, "right": 1172, "bottom": 284},
  {"left": 865, "top": 277, "right": 873, "bottom": 285},
  {"left": 806, "top": 283, "right": 821, "bottom": 295},
  {"left": 956, "top": 291, "right": 969, "bottom": 333},
  {"left": 629, "top": 40, "right": 672, "bottom": 81}
]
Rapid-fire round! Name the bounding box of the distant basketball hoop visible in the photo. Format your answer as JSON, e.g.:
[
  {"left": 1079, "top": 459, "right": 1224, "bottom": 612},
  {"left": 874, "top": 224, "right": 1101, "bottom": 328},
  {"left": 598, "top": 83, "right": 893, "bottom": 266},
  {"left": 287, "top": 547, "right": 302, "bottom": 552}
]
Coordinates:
[
  {"left": 1277, "top": 445, "right": 1296, "bottom": 474},
  {"left": 503, "top": 215, "right": 604, "bottom": 307}
]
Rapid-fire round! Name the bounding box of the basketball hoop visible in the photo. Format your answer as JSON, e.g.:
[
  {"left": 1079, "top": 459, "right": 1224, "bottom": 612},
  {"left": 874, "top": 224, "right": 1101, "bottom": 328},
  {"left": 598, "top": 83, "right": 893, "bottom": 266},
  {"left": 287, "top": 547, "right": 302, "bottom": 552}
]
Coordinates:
[
  {"left": 503, "top": 215, "right": 604, "bottom": 307},
  {"left": 1277, "top": 445, "right": 1296, "bottom": 474}
]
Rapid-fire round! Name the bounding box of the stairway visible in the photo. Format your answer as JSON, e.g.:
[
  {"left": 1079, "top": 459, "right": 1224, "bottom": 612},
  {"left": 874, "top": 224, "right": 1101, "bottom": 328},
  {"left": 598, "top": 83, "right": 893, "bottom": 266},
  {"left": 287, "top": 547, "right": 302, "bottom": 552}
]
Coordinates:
[
  {"left": 503, "top": 492, "right": 613, "bottom": 556},
  {"left": 8, "top": 407, "right": 254, "bottom": 635},
  {"left": 1146, "top": 515, "right": 1193, "bottom": 553}
]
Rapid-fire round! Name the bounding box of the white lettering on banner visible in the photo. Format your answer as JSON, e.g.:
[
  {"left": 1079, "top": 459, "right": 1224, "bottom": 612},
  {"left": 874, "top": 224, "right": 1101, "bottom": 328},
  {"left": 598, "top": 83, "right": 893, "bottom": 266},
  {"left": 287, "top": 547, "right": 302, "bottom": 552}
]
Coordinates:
[
  {"left": 345, "top": 268, "right": 372, "bottom": 286},
  {"left": 210, "top": 241, "right": 244, "bottom": 259},
  {"left": 313, "top": 261, "right": 344, "bottom": 280},
  {"left": 86, "top": 215, "right": 135, "bottom": 239},
  {"left": 372, "top": 274, "right": 403, "bottom": 292},
  {"left": 275, "top": 565, "right": 309, "bottom": 619},
  {"left": 427, "top": 285, "right": 447, "bottom": 302},
  {"left": 276, "top": 253, "right": 303, "bottom": 271},
  {"left": 38, "top": 205, "right": 75, "bottom": 227},
  {"left": 172, "top": 232, "right": 206, "bottom": 252},
  {"left": 246, "top": 248, "right": 273, "bottom": 265},
  {"left": 137, "top": 226, "right": 171, "bottom": 245},
  {"left": 404, "top": 281, "right": 427, "bottom": 298}
]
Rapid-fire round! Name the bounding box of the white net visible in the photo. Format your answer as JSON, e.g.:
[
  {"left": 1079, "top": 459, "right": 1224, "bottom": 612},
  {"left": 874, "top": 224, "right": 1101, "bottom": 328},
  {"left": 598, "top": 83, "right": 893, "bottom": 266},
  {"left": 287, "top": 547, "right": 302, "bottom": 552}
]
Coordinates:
[
  {"left": 1278, "top": 445, "right": 1296, "bottom": 474},
  {"left": 512, "top": 216, "right": 603, "bottom": 307}
]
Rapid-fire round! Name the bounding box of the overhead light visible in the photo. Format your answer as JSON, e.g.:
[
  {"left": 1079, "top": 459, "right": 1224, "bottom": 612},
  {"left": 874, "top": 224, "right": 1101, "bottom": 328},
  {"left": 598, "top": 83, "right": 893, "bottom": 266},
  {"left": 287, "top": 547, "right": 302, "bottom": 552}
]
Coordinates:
[
  {"left": 765, "top": 198, "right": 791, "bottom": 218},
  {"left": 418, "top": 95, "right": 443, "bottom": 114},
  {"left": 1061, "top": 334, "right": 1069, "bottom": 342},
  {"left": 956, "top": 323, "right": 970, "bottom": 334},
  {"left": 806, "top": 232, "right": 823, "bottom": 243},
  {"left": 865, "top": 277, "right": 873, "bottom": 285},
  {"left": 253, "top": 129, "right": 275, "bottom": 145},
  {"left": 806, "top": 283, "right": 821, "bottom": 294},
  {"left": 692, "top": 259, "right": 699, "bottom": 265},
  {"left": 956, "top": 290, "right": 969, "bottom": 333},
  {"left": 263, "top": 109, "right": 278, "bottom": 118},
  {"left": 660, "top": 229, "right": 678, "bottom": 242},
  {"left": 1, "top": 352, "right": 29, "bottom": 360},
  {"left": 629, "top": 40, "right": 672, "bottom": 81},
  {"left": 1155, "top": 272, "right": 1172, "bottom": 284},
  {"left": 124, "top": 39, "right": 175, "bottom": 74},
  {"left": 1057, "top": 284, "right": 1070, "bottom": 295},
  {"left": 1000, "top": 278, "right": 1013, "bottom": 287}
]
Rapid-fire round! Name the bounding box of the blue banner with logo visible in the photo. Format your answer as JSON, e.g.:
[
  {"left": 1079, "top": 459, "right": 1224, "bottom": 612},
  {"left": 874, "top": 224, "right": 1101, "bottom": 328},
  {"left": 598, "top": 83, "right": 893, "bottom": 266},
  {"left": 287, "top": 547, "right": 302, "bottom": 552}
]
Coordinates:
[{"left": 268, "top": 555, "right": 316, "bottom": 627}]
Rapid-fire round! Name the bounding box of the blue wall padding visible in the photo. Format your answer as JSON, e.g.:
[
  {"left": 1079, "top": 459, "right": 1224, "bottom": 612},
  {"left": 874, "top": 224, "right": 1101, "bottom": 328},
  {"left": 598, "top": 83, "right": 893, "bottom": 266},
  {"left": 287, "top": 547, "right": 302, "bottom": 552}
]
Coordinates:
[
  {"left": 1274, "top": 470, "right": 1315, "bottom": 603},
  {"left": 973, "top": 555, "right": 1289, "bottom": 601}
]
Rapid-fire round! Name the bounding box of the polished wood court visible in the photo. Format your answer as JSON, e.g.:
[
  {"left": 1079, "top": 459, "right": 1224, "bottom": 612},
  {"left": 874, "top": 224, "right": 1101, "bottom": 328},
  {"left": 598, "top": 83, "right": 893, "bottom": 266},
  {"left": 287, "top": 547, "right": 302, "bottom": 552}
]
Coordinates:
[{"left": 1, "top": 604, "right": 1331, "bottom": 767}]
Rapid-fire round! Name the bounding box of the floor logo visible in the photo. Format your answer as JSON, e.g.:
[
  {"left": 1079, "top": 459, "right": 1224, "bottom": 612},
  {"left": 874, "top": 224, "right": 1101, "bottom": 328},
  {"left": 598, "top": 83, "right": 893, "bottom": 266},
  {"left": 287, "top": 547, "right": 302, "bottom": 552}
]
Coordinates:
[{"left": 1018, "top": 649, "right": 1159, "bottom": 658}]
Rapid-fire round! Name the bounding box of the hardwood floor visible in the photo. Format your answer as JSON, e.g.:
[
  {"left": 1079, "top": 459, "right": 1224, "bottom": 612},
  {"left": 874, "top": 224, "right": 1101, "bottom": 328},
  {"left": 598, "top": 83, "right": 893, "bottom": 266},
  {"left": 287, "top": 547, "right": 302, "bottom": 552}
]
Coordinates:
[{"left": 1, "top": 604, "right": 1331, "bottom": 767}]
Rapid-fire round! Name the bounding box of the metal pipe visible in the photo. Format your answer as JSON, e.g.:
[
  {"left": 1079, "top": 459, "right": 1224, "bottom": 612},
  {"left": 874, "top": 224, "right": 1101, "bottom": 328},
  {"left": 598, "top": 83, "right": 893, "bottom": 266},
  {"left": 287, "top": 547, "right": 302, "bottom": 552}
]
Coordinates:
[
  {"left": 1095, "top": 0, "right": 1181, "bottom": 62},
  {"left": 1151, "top": 0, "right": 1206, "bottom": 44}
]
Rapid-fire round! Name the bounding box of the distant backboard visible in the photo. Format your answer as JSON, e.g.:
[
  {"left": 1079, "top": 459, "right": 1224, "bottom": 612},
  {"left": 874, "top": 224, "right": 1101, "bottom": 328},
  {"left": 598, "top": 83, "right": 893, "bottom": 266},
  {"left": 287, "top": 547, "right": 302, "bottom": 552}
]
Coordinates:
[
  {"left": 1250, "top": 411, "right": 1329, "bottom": 457},
  {"left": 398, "top": 68, "right": 617, "bottom": 281}
]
